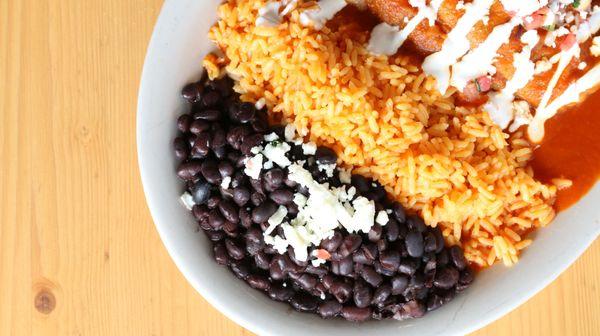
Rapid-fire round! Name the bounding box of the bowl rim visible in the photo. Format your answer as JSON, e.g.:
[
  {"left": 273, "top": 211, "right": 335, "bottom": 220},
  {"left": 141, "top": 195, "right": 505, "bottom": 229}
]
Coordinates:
[{"left": 137, "top": 1, "right": 600, "bottom": 335}]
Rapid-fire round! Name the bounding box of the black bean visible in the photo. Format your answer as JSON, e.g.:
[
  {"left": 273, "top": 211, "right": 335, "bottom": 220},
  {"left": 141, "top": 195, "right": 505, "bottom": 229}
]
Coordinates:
[
  {"left": 191, "top": 132, "right": 211, "bottom": 158},
  {"left": 213, "top": 243, "right": 229, "bottom": 265},
  {"left": 201, "top": 91, "right": 220, "bottom": 107},
  {"left": 190, "top": 119, "right": 211, "bottom": 134},
  {"left": 395, "top": 300, "right": 425, "bottom": 320},
  {"left": 286, "top": 202, "right": 299, "bottom": 216},
  {"left": 405, "top": 230, "right": 424, "bottom": 258},
  {"left": 373, "top": 261, "right": 396, "bottom": 277},
  {"left": 352, "top": 250, "right": 371, "bottom": 265},
  {"left": 246, "top": 274, "right": 271, "bottom": 291},
  {"left": 173, "top": 137, "right": 190, "bottom": 160},
  {"left": 208, "top": 77, "right": 233, "bottom": 97},
  {"left": 218, "top": 200, "right": 239, "bottom": 223},
  {"left": 245, "top": 226, "right": 263, "bottom": 244},
  {"left": 338, "top": 234, "right": 362, "bottom": 258},
  {"left": 269, "top": 257, "right": 287, "bottom": 281},
  {"left": 398, "top": 260, "right": 418, "bottom": 276},
  {"left": 391, "top": 275, "right": 409, "bottom": 295},
  {"left": 320, "top": 232, "right": 343, "bottom": 252},
  {"left": 318, "top": 300, "right": 343, "bottom": 319},
  {"left": 353, "top": 280, "right": 373, "bottom": 309},
  {"left": 250, "top": 192, "right": 265, "bottom": 207},
  {"left": 207, "top": 195, "right": 220, "bottom": 209},
  {"left": 251, "top": 117, "right": 269, "bottom": 133},
  {"left": 212, "top": 127, "right": 227, "bottom": 149},
  {"left": 427, "top": 294, "right": 444, "bottom": 312},
  {"left": 341, "top": 306, "right": 372, "bottom": 322},
  {"left": 217, "top": 161, "right": 234, "bottom": 178},
  {"left": 459, "top": 267, "right": 474, "bottom": 286},
  {"left": 372, "top": 283, "right": 392, "bottom": 306},
  {"left": 385, "top": 220, "right": 400, "bottom": 242},
  {"left": 230, "top": 171, "right": 246, "bottom": 188},
  {"left": 177, "top": 114, "right": 192, "bottom": 133},
  {"left": 391, "top": 202, "right": 406, "bottom": 222},
  {"left": 239, "top": 208, "right": 252, "bottom": 228},
  {"left": 224, "top": 239, "right": 245, "bottom": 260},
  {"left": 368, "top": 223, "right": 382, "bottom": 242},
  {"left": 230, "top": 261, "right": 250, "bottom": 280},
  {"left": 201, "top": 160, "right": 222, "bottom": 185},
  {"left": 315, "top": 146, "right": 337, "bottom": 165},
  {"left": 290, "top": 293, "right": 319, "bottom": 312},
  {"left": 226, "top": 126, "right": 251, "bottom": 150},
  {"left": 434, "top": 267, "right": 459, "bottom": 289},
  {"left": 240, "top": 133, "right": 264, "bottom": 155},
  {"left": 305, "top": 265, "right": 329, "bottom": 277},
  {"left": 423, "top": 230, "right": 438, "bottom": 253},
  {"left": 449, "top": 245, "right": 467, "bottom": 270},
  {"left": 252, "top": 201, "right": 277, "bottom": 224},
  {"left": 268, "top": 284, "right": 294, "bottom": 302},
  {"left": 338, "top": 256, "right": 354, "bottom": 276},
  {"left": 269, "top": 189, "right": 294, "bottom": 205},
  {"left": 433, "top": 227, "right": 445, "bottom": 253},
  {"left": 379, "top": 250, "right": 400, "bottom": 271},
  {"left": 177, "top": 161, "right": 203, "bottom": 180},
  {"left": 205, "top": 230, "right": 225, "bottom": 242},
  {"left": 181, "top": 83, "right": 202, "bottom": 103},
  {"left": 264, "top": 168, "right": 284, "bottom": 188},
  {"left": 351, "top": 175, "right": 370, "bottom": 193},
  {"left": 232, "top": 187, "right": 251, "bottom": 206},
  {"left": 249, "top": 178, "right": 264, "bottom": 193},
  {"left": 208, "top": 210, "right": 225, "bottom": 230},
  {"left": 376, "top": 239, "right": 387, "bottom": 253},
  {"left": 407, "top": 215, "right": 427, "bottom": 232},
  {"left": 191, "top": 181, "right": 211, "bottom": 205},
  {"left": 322, "top": 275, "right": 336, "bottom": 290},
  {"left": 330, "top": 281, "right": 353, "bottom": 303},
  {"left": 192, "top": 204, "right": 209, "bottom": 221},
  {"left": 237, "top": 102, "right": 256, "bottom": 123},
  {"left": 213, "top": 146, "right": 227, "bottom": 160},
  {"left": 194, "top": 108, "right": 221, "bottom": 121},
  {"left": 223, "top": 221, "right": 239, "bottom": 238},
  {"left": 361, "top": 244, "right": 378, "bottom": 261},
  {"left": 297, "top": 274, "right": 318, "bottom": 291},
  {"left": 360, "top": 266, "right": 383, "bottom": 287}
]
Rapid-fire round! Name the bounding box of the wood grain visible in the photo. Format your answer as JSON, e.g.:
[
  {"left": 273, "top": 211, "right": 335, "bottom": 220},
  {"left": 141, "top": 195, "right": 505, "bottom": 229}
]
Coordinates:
[{"left": 0, "top": 1, "right": 598, "bottom": 335}]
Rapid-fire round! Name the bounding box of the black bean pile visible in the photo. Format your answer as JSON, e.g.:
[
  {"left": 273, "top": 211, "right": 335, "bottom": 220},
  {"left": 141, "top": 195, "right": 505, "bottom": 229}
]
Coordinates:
[{"left": 173, "top": 77, "right": 474, "bottom": 322}]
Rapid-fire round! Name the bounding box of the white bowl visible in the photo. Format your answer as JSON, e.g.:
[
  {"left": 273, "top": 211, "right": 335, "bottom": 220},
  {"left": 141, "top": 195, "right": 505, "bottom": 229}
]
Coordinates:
[{"left": 137, "top": 1, "right": 600, "bottom": 335}]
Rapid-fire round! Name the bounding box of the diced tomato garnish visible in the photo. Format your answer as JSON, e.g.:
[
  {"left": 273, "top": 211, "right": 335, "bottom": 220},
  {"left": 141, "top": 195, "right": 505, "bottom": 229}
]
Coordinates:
[
  {"left": 315, "top": 249, "right": 331, "bottom": 260},
  {"left": 559, "top": 33, "right": 577, "bottom": 51},
  {"left": 475, "top": 76, "right": 491, "bottom": 93}
]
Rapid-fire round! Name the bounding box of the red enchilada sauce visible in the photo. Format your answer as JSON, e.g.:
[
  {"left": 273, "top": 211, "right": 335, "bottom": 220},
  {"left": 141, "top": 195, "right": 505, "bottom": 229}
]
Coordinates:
[{"left": 531, "top": 89, "right": 600, "bottom": 211}]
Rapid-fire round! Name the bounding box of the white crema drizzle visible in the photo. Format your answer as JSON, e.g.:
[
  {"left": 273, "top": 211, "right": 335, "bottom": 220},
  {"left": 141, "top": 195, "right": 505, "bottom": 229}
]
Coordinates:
[{"left": 422, "top": 0, "right": 495, "bottom": 94}]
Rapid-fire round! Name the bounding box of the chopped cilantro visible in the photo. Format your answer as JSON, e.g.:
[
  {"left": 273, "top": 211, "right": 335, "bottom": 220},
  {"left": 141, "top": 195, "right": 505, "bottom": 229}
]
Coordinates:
[{"left": 573, "top": 0, "right": 581, "bottom": 8}]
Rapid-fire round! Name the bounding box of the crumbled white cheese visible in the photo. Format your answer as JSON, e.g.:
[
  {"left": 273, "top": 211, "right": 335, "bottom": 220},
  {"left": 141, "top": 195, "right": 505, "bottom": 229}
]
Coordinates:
[
  {"left": 264, "top": 164, "right": 378, "bottom": 261},
  {"left": 376, "top": 210, "right": 389, "bottom": 225},
  {"left": 221, "top": 176, "right": 231, "bottom": 189},
  {"left": 302, "top": 142, "right": 317, "bottom": 155},
  {"left": 264, "top": 132, "right": 279, "bottom": 142},
  {"left": 263, "top": 160, "right": 274, "bottom": 169},
  {"left": 338, "top": 167, "right": 352, "bottom": 184},
  {"left": 262, "top": 141, "right": 292, "bottom": 167},
  {"left": 265, "top": 205, "right": 288, "bottom": 235},
  {"left": 244, "top": 154, "right": 263, "bottom": 179},
  {"left": 180, "top": 192, "right": 195, "bottom": 211},
  {"left": 508, "top": 100, "right": 534, "bottom": 132},
  {"left": 318, "top": 163, "right": 336, "bottom": 177},
  {"left": 578, "top": 62, "right": 588, "bottom": 70},
  {"left": 456, "top": 0, "right": 465, "bottom": 10}
]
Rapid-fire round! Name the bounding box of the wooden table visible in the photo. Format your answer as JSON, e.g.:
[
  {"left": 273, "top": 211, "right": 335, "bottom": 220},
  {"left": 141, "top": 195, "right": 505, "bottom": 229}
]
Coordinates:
[{"left": 1, "top": 1, "right": 599, "bottom": 335}]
